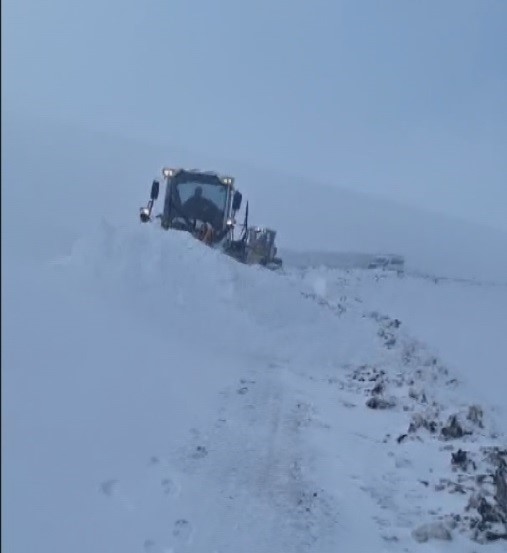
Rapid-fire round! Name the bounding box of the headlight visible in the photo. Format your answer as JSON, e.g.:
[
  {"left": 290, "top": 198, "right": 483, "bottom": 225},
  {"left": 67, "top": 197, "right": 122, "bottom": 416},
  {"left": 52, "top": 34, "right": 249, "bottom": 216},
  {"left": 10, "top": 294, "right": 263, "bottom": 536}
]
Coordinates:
[
  {"left": 222, "top": 177, "right": 234, "bottom": 185},
  {"left": 162, "top": 168, "right": 176, "bottom": 178},
  {"left": 139, "top": 207, "right": 150, "bottom": 222}
]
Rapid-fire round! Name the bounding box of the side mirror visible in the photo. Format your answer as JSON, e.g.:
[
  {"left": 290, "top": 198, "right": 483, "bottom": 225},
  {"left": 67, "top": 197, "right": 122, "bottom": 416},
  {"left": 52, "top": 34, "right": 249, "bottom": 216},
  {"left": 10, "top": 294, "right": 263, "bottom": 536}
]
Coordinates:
[
  {"left": 232, "top": 190, "right": 242, "bottom": 211},
  {"left": 151, "top": 180, "right": 160, "bottom": 200}
]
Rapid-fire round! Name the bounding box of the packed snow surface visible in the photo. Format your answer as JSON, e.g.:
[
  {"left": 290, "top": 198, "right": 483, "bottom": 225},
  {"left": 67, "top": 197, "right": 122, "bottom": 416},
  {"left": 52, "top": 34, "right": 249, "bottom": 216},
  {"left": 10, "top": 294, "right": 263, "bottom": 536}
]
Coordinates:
[{"left": 4, "top": 218, "right": 507, "bottom": 553}]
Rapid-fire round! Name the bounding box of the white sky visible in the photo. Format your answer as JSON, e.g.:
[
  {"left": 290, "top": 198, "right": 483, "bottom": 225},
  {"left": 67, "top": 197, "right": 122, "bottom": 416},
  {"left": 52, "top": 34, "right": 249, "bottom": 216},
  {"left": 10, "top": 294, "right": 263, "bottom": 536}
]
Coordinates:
[{"left": 3, "top": 0, "right": 506, "bottom": 231}]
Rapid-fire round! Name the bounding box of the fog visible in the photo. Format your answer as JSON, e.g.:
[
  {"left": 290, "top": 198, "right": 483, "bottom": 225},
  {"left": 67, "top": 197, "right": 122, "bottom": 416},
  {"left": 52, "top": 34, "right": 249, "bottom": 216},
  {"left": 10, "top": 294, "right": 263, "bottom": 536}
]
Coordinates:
[
  {"left": 3, "top": 0, "right": 506, "bottom": 231},
  {"left": 3, "top": 112, "right": 507, "bottom": 282}
]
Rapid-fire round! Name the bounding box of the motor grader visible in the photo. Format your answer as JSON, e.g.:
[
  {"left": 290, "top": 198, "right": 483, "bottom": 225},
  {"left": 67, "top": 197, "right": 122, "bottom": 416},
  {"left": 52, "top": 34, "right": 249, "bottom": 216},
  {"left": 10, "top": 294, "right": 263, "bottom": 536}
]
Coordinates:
[{"left": 139, "top": 167, "right": 283, "bottom": 269}]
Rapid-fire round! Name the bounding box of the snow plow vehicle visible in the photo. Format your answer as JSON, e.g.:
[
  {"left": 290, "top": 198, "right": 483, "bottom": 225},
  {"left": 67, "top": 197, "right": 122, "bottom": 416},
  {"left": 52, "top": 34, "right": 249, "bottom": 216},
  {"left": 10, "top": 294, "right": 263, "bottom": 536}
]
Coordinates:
[
  {"left": 139, "top": 167, "right": 283, "bottom": 269},
  {"left": 367, "top": 254, "right": 405, "bottom": 273}
]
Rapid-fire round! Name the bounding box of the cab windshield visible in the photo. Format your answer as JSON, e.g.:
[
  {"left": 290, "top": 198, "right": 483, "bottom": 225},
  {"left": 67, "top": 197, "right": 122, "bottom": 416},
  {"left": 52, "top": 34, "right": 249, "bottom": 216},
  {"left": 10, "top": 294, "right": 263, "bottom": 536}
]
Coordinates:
[
  {"left": 177, "top": 181, "right": 227, "bottom": 212},
  {"left": 164, "top": 177, "right": 228, "bottom": 229}
]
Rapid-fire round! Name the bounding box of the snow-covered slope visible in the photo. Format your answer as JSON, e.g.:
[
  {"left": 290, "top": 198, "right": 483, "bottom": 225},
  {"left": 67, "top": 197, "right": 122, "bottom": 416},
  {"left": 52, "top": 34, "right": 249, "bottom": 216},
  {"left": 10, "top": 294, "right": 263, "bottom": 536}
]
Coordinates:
[{"left": 3, "top": 116, "right": 507, "bottom": 552}]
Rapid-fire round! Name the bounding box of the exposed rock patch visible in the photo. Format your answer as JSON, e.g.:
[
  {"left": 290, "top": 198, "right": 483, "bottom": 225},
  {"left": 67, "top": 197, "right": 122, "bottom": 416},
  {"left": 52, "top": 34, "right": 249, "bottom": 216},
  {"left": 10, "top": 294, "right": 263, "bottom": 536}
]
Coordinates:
[{"left": 412, "top": 521, "right": 452, "bottom": 543}]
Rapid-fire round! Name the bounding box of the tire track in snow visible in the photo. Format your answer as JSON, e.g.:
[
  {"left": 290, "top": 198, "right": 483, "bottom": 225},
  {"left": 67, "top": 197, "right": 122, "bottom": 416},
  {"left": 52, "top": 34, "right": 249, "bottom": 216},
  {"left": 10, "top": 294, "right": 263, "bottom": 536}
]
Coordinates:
[{"left": 118, "top": 358, "right": 340, "bottom": 553}]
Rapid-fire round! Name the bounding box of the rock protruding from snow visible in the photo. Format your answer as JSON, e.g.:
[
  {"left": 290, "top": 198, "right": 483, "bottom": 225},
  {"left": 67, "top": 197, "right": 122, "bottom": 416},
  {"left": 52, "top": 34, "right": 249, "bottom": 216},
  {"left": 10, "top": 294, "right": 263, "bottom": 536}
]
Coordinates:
[
  {"left": 463, "top": 449, "right": 507, "bottom": 543},
  {"left": 467, "top": 404, "right": 484, "bottom": 428},
  {"left": 366, "top": 396, "right": 396, "bottom": 410},
  {"left": 495, "top": 459, "right": 507, "bottom": 516},
  {"left": 441, "top": 414, "right": 469, "bottom": 440},
  {"left": 411, "top": 521, "right": 452, "bottom": 543}
]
